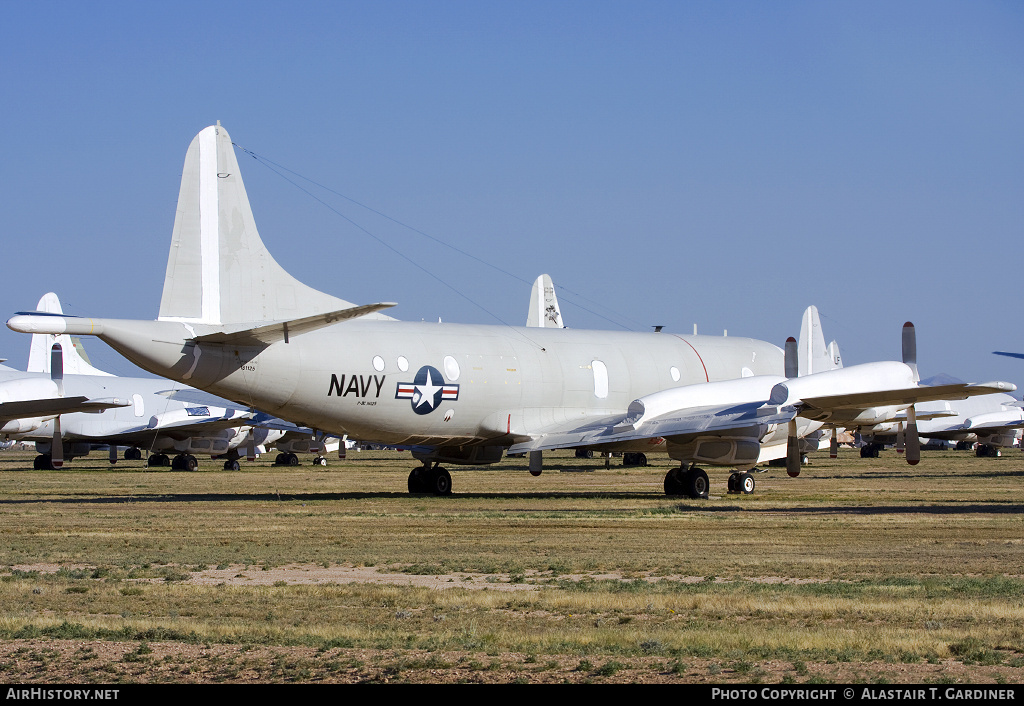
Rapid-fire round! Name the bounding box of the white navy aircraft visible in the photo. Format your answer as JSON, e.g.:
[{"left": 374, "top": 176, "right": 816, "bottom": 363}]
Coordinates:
[{"left": 8, "top": 124, "right": 1015, "bottom": 495}]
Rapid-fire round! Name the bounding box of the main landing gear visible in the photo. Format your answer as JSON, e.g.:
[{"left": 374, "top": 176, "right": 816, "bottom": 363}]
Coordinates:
[
  {"left": 144, "top": 453, "right": 198, "bottom": 470},
  {"left": 408, "top": 462, "right": 453, "bottom": 496},
  {"left": 663, "top": 465, "right": 709, "bottom": 498}
]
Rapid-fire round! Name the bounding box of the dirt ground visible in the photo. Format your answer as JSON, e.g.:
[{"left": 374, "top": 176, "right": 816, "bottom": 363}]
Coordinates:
[
  {"left": 3, "top": 563, "right": 1021, "bottom": 684},
  {"left": 1, "top": 636, "right": 1018, "bottom": 684}
]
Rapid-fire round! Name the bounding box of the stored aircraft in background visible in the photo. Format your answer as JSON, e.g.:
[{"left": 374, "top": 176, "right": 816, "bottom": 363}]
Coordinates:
[
  {"left": 9, "top": 124, "right": 1014, "bottom": 495},
  {"left": 853, "top": 377, "right": 1023, "bottom": 458},
  {"left": 1, "top": 293, "right": 268, "bottom": 470}
]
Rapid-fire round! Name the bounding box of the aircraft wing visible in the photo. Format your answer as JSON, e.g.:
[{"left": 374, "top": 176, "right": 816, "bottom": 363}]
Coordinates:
[
  {"left": 508, "top": 401, "right": 794, "bottom": 454},
  {"left": 794, "top": 381, "right": 1015, "bottom": 421},
  {"left": 0, "top": 396, "right": 130, "bottom": 421}
]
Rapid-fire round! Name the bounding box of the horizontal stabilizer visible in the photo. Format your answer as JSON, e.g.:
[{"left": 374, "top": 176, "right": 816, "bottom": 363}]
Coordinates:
[{"left": 191, "top": 303, "right": 397, "bottom": 345}]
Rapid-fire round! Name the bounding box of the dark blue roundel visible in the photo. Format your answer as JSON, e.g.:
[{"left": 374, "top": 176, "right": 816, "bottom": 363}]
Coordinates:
[{"left": 395, "top": 365, "right": 460, "bottom": 415}]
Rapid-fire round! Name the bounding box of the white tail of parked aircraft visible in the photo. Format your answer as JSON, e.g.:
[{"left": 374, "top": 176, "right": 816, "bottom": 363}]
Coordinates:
[
  {"left": 158, "top": 122, "right": 394, "bottom": 327},
  {"left": 526, "top": 274, "right": 564, "bottom": 328}
]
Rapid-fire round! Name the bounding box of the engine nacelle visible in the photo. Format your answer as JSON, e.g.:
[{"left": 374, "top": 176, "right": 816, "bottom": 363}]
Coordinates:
[
  {"left": 0, "top": 378, "right": 60, "bottom": 403},
  {"left": 412, "top": 445, "right": 505, "bottom": 466},
  {"left": 619, "top": 375, "right": 787, "bottom": 430},
  {"left": 769, "top": 361, "right": 917, "bottom": 408},
  {"left": 0, "top": 417, "right": 47, "bottom": 434},
  {"left": 169, "top": 437, "right": 232, "bottom": 455},
  {"left": 667, "top": 437, "right": 762, "bottom": 466},
  {"left": 965, "top": 410, "right": 1024, "bottom": 430},
  {"left": 276, "top": 437, "right": 327, "bottom": 454}
]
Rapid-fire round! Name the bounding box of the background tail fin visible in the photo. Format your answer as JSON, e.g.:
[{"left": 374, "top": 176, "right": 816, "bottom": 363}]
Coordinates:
[
  {"left": 526, "top": 274, "right": 564, "bottom": 328},
  {"left": 798, "top": 305, "right": 843, "bottom": 376},
  {"left": 27, "top": 293, "right": 113, "bottom": 376},
  {"left": 158, "top": 123, "right": 394, "bottom": 326}
]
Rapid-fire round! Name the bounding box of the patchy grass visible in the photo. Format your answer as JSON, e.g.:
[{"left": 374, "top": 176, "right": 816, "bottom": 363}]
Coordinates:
[{"left": 0, "top": 447, "right": 1022, "bottom": 682}]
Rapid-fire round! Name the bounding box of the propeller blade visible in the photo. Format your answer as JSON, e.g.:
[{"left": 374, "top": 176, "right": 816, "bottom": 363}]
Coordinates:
[
  {"left": 906, "top": 405, "right": 921, "bottom": 465},
  {"left": 50, "top": 342, "right": 64, "bottom": 396},
  {"left": 896, "top": 421, "right": 905, "bottom": 454},
  {"left": 51, "top": 416, "right": 63, "bottom": 469},
  {"left": 529, "top": 450, "right": 543, "bottom": 476},
  {"left": 247, "top": 436, "right": 256, "bottom": 462},
  {"left": 785, "top": 337, "right": 798, "bottom": 378},
  {"left": 786, "top": 419, "right": 801, "bottom": 477},
  {"left": 829, "top": 428, "right": 838, "bottom": 458},
  {"left": 109, "top": 445, "right": 118, "bottom": 465},
  {"left": 50, "top": 343, "right": 65, "bottom": 469},
  {"left": 902, "top": 322, "right": 919, "bottom": 382}
]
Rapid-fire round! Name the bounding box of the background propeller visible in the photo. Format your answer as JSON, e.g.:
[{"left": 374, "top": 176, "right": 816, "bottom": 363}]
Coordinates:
[
  {"left": 49, "top": 342, "right": 64, "bottom": 469},
  {"left": 902, "top": 323, "right": 921, "bottom": 465}
]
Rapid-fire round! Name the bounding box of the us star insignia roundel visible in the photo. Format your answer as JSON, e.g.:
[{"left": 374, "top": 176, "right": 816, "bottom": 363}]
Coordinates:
[{"left": 395, "top": 365, "right": 459, "bottom": 415}]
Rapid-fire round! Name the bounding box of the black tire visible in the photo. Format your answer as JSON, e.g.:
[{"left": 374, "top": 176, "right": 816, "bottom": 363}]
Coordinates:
[
  {"left": 727, "top": 472, "right": 738, "bottom": 493},
  {"left": 574, "top": 448, "right": 594, "bottom": 459},
  {"left": 224, "top": 460, "right": 240, "bottom": 471},
  {"left": 408, "top": 468, "right": 424, "bottom": 493},
  {"left": 685, "top": 468, "right": 709, "bottom": 499},
  {"left": 664, "top": 467, "right": 685, "bottom": 496},
  {"left": 184, "top": 455, "right": 199, "bottom": 472},
  {"left": 430, "top": 467, "right": 453, "bottom": 496},
  {"left": 286, "top": 453, "right": 299, "bottom": 466}
]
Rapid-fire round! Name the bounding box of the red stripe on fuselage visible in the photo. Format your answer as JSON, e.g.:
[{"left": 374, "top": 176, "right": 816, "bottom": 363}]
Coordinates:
[{"left": 671, "top": 335, "right": 709, "bottom": 382}]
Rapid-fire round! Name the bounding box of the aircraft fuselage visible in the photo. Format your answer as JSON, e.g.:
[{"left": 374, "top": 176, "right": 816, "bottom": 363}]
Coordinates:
[{"left": 95, "top": 319, "right": 784, "bottom": 447}]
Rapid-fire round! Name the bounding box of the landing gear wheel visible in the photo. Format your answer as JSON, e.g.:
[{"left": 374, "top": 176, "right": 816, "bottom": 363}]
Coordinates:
[
  {"left": 860, "top": 444, "right": 881, "bottom": 459},
  {"left": 33, "top": 454, "right": 54, "bottom": 470},
  {"left": 664, "top": 467, "right": 685, "bottom": 496},
  {"left": 313, "top": 456, "right": 327, "bottom": 467},
  {"left": 408, "top": 467, "right": 428, "bottom": 494},
  {"left": 172, "top": 454, "right": 199, "bottom": 471},
  {"left": 428, "top": 466, "right": 453, "bottom": 496},
  {"left": 286, "top": 452, "right": 299, "bottom": 466},
  {"left": 623, "top": 452, "right": 648, "bottom": 467},
  {"left": 224, "top": 459, "right": 241, "bottom": 471},
  {"left": 727, "top": 472, "right": 739, "bottom": 493},
  {"left": 125, "top": 447, "right": 143, "bottom": 461},
  {"left": 684, "top": 467, "right": 710, "bottom": 499},
  {"left": 739, "top": 471, "right": 755, "bottom": 494}
]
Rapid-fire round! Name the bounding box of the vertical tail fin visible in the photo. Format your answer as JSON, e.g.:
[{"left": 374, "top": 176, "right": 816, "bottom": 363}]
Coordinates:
[
  {"left": 797, "top": 306, "right": 842, "bottom": 376},
  {"left": 526, "top": 274, "right": 564, "bottom": 328},
  {"left": 158, "top": 123, "right": 394, "bottom": 326},
  {"left": 27, "top": 293, "right": 113, "bottom": 376}
]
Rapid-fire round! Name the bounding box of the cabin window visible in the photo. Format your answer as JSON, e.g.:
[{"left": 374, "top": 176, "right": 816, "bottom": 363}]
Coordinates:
[
  {"left": 372, "top": 356, "right": 385, "bottom": 372},
  {"left": 397, "top": 356, "right": 409, "bottom": 372},
  {"left": 592, "top": 359, "right": 609, "bottom": 399},
  {"left": 132, "top": 394, "right": 144, "bottom": 417},
  {"left": 444, "top": 355, "right": 461, "bottom": 381},
  {"left": 670, "top": 366, "right": 680, "bottom": 382}
]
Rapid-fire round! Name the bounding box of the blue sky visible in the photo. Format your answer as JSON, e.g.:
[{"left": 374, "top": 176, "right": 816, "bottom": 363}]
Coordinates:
[{"left": 1, "top": 1, "right": 1022, "bottom": 384}]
